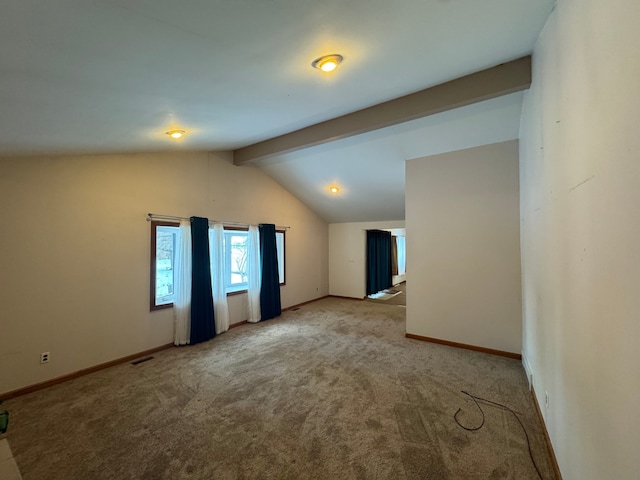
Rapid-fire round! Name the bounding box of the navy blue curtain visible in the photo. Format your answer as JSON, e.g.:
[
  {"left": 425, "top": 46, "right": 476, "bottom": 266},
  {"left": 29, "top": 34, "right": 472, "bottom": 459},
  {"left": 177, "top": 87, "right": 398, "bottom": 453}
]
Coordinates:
[
  {"left": 259, "top": 223, "right": 281, "bottom": 320},
  {"left": 366, "top": 229, "right": 393, "bottom": 295},
  {"left": 190, "top": 217, "right": 215, "bottom": 344}
]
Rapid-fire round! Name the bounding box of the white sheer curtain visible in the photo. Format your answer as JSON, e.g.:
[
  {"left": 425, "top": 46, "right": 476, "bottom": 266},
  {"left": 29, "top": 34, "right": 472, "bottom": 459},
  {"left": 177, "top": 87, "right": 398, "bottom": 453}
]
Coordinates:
[
  {"left": 173, "top": 219, "right": 192, "bottom": 345},
  {"left": 209, "top": 223, "right": 229, "bottom": 334},
  {"left": 247, "top": 225, "right": 262, "bottom": 323}
]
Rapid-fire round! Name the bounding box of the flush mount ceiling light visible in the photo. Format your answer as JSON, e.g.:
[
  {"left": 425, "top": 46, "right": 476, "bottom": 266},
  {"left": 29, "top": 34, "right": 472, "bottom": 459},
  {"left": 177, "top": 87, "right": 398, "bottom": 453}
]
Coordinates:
[
  {"left": 311, "top": 54, "right": 343, "bottom": 72},
  {"left": 166, "top": 129, "right": 185, "bottom": 139},
  {"left": 330, "top": 186, "right": 340, "bottom": 193}
]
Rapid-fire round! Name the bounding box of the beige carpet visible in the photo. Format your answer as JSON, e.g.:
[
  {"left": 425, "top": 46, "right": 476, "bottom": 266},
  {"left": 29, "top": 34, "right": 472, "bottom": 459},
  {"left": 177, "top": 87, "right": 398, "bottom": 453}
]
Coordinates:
[{"left": 4, "top": 297, "right": 556, "bottom": 479}]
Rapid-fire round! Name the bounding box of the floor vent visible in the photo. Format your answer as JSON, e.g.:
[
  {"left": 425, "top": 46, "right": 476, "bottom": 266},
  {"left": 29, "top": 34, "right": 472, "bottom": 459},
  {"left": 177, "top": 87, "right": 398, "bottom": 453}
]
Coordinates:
[
  {"left": 292, "top": 307, "right": 300, "bottom": 311},
  {"left": 131, "top": 356, "right": 154, "bottom": 365}
]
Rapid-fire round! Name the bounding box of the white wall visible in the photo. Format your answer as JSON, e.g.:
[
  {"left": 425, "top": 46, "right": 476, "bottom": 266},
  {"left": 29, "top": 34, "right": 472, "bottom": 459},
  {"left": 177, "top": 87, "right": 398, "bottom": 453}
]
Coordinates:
[
  {"left": 520, "top": 1, "right": 640, "bottom": 478},
  {"left": 406, "top": 140, "right": 522, "bottom": 354},
  {"left": 0, "top": 151, "right": 329, "bottom": 394},
  {"left": 329, "top": 220, "right": 405, "bottom": 298}
]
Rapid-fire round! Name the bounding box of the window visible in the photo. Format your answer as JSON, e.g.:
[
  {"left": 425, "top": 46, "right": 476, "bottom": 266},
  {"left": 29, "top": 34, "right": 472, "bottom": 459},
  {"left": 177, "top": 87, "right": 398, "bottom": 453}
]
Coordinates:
[
  {"left": 224, "top": 229, "right": 249, "bottom": 293},
  {"left": 151, "top": 223, "right": 286, "bottom": 309},
  {"left": 275, "top": 230, "right": 286, "bottom": 285},
  {"left": 396, "top": 235, "right": 406, "bottom": 275},
  {"left": 224, "top": 228, "right": 286, "bottom": 294},
  {"left": 150, "top": 221, "right": 179, "bottom": 310}
]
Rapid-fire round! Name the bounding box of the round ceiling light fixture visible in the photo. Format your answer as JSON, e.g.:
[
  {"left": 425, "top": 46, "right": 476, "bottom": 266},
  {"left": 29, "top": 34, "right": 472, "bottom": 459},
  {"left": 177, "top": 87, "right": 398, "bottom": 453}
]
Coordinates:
[
  {"left": 166, "top": 129, "right": 185, "bottom": 139},
  {"left": 311, "top": 54, "right": 343, "bottom": 72}
]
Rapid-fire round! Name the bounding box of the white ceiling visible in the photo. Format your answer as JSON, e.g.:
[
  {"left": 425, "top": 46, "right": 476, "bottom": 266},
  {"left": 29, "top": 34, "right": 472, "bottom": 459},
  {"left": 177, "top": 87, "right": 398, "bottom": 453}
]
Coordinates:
[
  {"left": 0, "top": 0, "right": 554, "bottom": 221},
  {"left": 260, "top": 92, "right": 525, "bottom": 223}
]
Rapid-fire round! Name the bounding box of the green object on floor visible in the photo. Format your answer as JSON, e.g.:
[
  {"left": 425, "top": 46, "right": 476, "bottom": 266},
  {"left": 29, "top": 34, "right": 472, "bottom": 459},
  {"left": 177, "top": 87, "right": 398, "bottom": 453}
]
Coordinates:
[
  {"left": 0, "top": 411, "right": 7, "bottom": 433},
  {"left": 0, "top": 399, "right": 7, "bottom": 433}
]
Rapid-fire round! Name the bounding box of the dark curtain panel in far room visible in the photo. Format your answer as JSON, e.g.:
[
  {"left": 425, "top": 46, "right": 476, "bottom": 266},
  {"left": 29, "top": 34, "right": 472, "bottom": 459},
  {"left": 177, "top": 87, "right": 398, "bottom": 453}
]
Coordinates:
[
  {"left": 190, "top": 217, "right": 216, "bottom": 344},
  {"left": 366, "top": 229, "right": 393, "bottom": 296},
  {"left": 259, "top": 223, "right": 282, "bottom": 321}
]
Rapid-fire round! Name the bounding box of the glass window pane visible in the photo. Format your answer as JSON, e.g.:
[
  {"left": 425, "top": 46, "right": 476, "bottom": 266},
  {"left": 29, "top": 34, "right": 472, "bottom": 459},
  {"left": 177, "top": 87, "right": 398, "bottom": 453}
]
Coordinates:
[
  {"left": 397, "top": 235, "right": 406, "bottom": 275},
  {"left": 156, "top": 226, "right": 178, "bottom": 305},
  {"left": 276, "top": 231, "right": 285, "bottom": 284},
  {"left": 225, "top": 231, "right": 249, "bottom": 291}
]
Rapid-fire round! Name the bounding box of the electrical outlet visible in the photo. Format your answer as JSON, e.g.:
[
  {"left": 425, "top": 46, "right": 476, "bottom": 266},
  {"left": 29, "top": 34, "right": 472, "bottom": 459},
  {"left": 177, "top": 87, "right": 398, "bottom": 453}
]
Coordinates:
[
  {"left": 545, "top": 390, "right": 549, "bottom": 410},
  {"left": 40, "top": 352, "right": 50, "bottom": 364}
]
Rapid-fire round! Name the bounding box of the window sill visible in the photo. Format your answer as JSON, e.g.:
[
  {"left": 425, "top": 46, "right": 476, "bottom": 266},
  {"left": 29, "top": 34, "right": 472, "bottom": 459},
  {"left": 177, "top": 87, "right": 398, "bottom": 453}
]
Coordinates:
[
  {"left": 151, "top": 283, "right": 285, "bottom": 310},
  {"left": 227, "top": 289, "right": 248, "bottom": 297},
  {"left": 151, "top": 302, "right": 173, "bottom": 311}
]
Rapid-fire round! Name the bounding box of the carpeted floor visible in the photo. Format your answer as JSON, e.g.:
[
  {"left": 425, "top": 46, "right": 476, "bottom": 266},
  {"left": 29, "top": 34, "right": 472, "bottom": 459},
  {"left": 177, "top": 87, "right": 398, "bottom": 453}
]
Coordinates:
[{"left": 4, "top": 297, "right": 556, "bottom": 479}]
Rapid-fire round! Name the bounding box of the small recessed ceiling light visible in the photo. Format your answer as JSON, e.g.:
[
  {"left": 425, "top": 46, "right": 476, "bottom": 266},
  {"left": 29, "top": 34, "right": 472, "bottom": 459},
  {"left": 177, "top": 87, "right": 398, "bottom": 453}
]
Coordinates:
[
  {"left": 166, "top": 129, "right": 185, "bottom": 139},
  {"left": 330, "top": 186, "right": 340, "bottom": 193},
  {"left": 312, "top": 54, "right": 343, "bottom": 72}
]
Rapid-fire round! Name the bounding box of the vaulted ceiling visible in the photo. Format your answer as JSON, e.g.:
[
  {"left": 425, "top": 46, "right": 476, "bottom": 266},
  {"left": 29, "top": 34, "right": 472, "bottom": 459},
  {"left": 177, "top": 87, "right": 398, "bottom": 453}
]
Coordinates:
[{"left": 1, "top": 0, "right": 554, "bottom": 222}]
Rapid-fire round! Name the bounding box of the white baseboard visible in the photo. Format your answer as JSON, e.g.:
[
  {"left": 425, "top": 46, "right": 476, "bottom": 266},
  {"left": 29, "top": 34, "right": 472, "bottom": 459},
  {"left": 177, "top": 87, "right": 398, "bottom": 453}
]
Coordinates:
[{"left": 521, "top": 350, "right": 534, "bottom": 391}]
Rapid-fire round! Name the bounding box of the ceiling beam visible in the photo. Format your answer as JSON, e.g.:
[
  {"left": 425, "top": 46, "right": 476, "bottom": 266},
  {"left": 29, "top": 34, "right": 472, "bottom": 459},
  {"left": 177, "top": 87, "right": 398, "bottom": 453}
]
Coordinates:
[{"left": 233, "top": 56, "right": 531, "bottom": 165}]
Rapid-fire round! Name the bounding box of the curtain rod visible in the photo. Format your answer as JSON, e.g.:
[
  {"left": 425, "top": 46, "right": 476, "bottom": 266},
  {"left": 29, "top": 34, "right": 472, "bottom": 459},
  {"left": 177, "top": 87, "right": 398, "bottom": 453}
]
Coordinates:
[{"left": 146, "top": 213, "right": 290, "bottom": 230}]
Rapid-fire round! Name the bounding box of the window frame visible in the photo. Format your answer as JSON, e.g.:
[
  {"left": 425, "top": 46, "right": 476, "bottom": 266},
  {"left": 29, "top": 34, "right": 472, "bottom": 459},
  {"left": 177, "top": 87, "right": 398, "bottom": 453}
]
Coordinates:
[
  {"left": 396, "top": 234, "right": 406, "bottom": 276},
  {"left": 223, "top": 227, "right": 250, "bottom": 295},
  {"left": 223, "top": 227, "right": 287, "bottom": 296},
  {"left": 276, "top": 229, "right": 286, "bottom": 286},
  {"left": 150, "top": 222, "right": 287, "bottom": 310},
  {"left": 150, "top": 220, "right": 179, "bottom": 311}
]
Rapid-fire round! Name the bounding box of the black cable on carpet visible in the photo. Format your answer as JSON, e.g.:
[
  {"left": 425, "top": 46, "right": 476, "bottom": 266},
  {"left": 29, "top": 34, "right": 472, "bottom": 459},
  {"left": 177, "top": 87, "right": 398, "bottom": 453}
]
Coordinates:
[{"left": 454, "top": 391, "right": 544, "bottom": 480}]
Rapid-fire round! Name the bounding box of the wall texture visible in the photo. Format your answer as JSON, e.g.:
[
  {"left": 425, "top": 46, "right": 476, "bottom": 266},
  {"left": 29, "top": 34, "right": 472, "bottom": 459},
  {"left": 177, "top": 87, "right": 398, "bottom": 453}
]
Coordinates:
[
  {"left": 329, "top": 221, "right": 405, "bottom": 299},
  {"left": 0, "top": 151, "right": 328, "bottom": 394},
  {"left": 406, "top": 140, "right": 522, "bottom": 354},
  {"left": 520, "top": 1, "right": 640, "bottom": 478}
]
